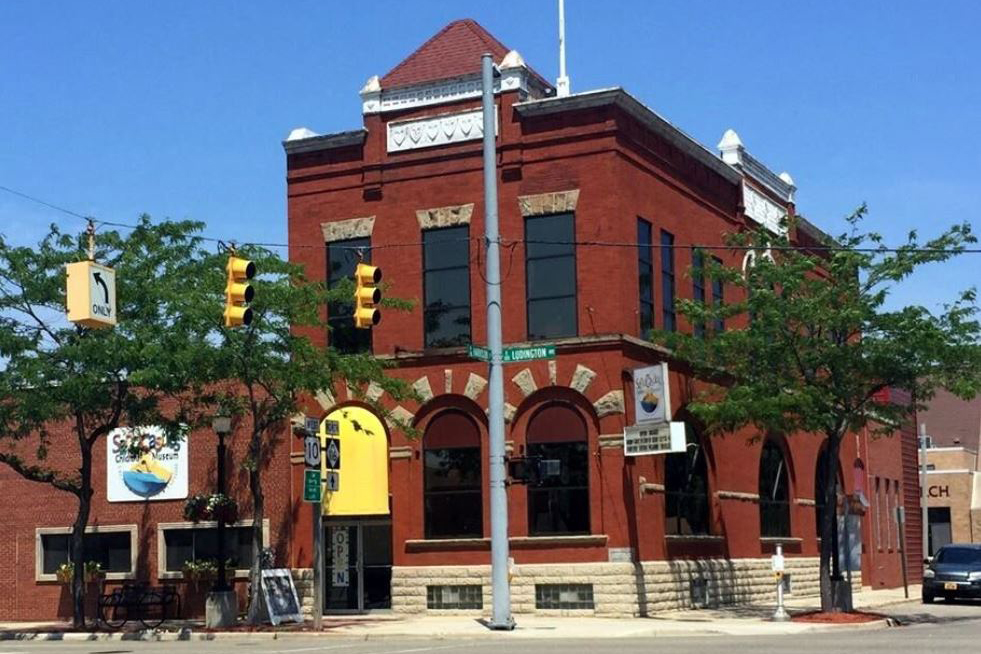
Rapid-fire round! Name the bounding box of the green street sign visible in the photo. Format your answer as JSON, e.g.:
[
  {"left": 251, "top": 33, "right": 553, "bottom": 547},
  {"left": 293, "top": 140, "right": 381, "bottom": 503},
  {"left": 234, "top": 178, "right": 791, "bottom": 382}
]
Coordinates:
[
  {"left": 503, "top": 345, "right": 556, "bottom": 363},
  {"left": 303, "top": 468, "right": 321, "bottom": 503},
  {"left": 467, "top": 344, "right": 557, "bottom": 363},
  {"left": 468, "top": 344, "right": 491, "bottom": 361}
]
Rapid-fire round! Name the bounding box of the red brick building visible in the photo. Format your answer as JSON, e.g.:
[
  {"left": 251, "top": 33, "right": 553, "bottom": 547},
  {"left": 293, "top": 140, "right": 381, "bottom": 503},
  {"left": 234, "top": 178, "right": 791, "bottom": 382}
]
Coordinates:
[
  {"left": 0, "top": 18, "right": 921, "bottom": 623},
  {"left": 282, "top": 20, "right": 922, "bottom": 616}
]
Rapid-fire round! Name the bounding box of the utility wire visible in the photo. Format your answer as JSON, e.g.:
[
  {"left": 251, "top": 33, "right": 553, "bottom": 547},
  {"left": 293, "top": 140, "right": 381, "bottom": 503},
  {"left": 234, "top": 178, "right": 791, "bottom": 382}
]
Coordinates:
[{"left": 4, "top": 183, "right": 980, "bottom": 254}]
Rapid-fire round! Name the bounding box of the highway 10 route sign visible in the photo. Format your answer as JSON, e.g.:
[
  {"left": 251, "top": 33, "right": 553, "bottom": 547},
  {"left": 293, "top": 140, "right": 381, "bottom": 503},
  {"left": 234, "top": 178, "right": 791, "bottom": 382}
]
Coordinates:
[{"left": 66, "top": 261, "right": 117, "bottom": 328}]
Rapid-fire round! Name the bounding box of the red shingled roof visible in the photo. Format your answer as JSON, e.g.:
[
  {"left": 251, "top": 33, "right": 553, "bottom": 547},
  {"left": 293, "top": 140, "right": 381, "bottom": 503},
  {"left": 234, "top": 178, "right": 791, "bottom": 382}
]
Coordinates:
[{"left": 379, "top": 19, "right": 515, "bottom": 89}]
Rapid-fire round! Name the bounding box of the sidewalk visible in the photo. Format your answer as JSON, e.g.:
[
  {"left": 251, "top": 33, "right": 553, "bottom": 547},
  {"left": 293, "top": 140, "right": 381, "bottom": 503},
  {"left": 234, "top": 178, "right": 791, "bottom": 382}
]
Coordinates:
[{"left": 0, "top": 586, "right": 919, "bottom": 641}]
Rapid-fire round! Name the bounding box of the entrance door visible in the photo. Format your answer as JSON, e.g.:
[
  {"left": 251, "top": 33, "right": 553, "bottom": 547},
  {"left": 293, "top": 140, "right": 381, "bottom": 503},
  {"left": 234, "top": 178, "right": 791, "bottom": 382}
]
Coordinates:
[
  {"left": 928, "top": 507, "right": 952, "bottom": 556},
  {"left": 325, "top": 521, "right": 392, "bottom": 613}
]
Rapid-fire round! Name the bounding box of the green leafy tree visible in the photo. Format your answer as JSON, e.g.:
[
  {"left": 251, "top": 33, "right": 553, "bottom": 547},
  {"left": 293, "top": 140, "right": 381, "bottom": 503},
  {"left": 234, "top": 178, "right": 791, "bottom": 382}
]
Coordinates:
[
  {"left": 0, "top": 218, "right": 211, "bottom": 627},
  {"left": 660, "top": 208, "right": 981, "bottom": 612},
  {"left": 185, "top": 246, "right": 413, "bottom": 624}
]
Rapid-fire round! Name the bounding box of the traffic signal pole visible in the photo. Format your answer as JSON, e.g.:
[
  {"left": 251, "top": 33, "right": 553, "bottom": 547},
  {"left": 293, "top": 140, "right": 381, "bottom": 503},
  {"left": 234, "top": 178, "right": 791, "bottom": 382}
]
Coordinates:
[{"left": 481, "top": 52, "right": 514, "bottom": 630}]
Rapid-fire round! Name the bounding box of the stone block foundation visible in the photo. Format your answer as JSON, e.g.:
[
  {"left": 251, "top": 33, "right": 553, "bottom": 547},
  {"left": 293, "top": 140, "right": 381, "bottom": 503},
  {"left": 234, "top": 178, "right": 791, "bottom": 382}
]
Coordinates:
[{"left": 390, "top": 559, "right": 863, "bottom": 617}]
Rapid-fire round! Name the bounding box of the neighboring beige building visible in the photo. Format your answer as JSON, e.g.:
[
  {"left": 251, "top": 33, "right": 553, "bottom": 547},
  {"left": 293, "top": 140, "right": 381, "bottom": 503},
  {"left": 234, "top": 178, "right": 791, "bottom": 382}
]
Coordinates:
[
  {"left": 921, "top": 447, "right": 980, "bottom": 551},
  {"left": 919, "top": 389, "right": 981, "bottom": 553}
]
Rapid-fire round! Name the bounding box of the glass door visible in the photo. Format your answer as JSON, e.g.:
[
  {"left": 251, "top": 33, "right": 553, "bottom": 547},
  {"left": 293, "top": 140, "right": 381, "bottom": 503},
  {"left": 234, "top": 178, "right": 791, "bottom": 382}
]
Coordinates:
[
  {"left": 324, "top": 521, "right": 392, "bottom": 613},
  {"left": 325, "top": 524, "right": 360, "bottom": 612}
]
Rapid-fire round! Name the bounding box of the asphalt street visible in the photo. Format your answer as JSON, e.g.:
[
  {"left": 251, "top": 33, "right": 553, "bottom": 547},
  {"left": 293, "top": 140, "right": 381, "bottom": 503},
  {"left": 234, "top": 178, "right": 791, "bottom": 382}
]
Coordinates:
[{"left": 1, "top": 600, "right": 979, "bottom": 654}]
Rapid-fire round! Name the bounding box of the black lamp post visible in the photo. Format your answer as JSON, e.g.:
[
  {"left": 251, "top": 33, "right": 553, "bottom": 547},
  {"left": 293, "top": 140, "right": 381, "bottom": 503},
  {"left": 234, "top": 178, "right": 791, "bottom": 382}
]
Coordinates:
[{"left": 212, "top": 414, "right": 232, "bottom": 593}]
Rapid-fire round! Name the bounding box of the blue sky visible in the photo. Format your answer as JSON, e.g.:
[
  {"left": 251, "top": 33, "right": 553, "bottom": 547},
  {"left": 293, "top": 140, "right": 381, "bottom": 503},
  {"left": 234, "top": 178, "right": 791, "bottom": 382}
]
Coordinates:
[{"left": 1, "top": 1, "right": 978, "bottom": 311}]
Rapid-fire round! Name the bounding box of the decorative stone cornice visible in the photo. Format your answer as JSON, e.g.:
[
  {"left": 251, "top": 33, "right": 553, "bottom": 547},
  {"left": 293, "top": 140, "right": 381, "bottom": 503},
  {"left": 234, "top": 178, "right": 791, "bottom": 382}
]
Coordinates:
[
  {"left": 388, "top": 107, "right": 494, "bottom": 153},
  {"left": 517, "top": 189, "right": 580, "bottom": 217},
  {"left": 416, "top": 203, "right": 474, "bottom": 230},
  {"left": 321, "top": 216, "right": 375, "bottom": 243},
  {"left": 598, "top": 434, "right": 624, "bottom": 449},
  {"left": 796, "top": 498, "right": 817, "bottom": 507}
]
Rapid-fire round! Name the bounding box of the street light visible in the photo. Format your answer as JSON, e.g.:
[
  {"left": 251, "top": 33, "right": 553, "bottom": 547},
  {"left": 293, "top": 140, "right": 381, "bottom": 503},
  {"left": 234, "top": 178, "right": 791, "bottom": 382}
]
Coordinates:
[{"left": 212, "top": 414, "right": 232, "bottom": 594}]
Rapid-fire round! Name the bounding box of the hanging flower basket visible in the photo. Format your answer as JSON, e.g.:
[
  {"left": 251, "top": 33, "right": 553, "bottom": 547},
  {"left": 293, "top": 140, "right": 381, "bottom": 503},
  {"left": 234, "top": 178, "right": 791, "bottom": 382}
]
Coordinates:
[
  {"left": 55, "top": 563, "right": 74, "bottom": 584},
  {"left": 182, "top": 559, "right": 218, "bottom": 585},
  {"left": 207, "top": 494, "right": 238, "bottom": 524},
  {"left": 183, "top": 494, "right": 210, "bottom": 522},
  {"left": 183, "top": 493, "right": 239, "bottom": 523},
  {"left": 84, "top": 561, "right": 106, "bottom": 583}
]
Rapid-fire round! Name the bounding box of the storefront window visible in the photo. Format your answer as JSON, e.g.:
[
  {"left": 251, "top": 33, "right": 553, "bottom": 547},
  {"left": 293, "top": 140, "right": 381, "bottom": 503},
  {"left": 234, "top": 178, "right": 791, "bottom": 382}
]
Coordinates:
[
  {"left": 423, "top": 411, "right": 483, "bottom": 539},
  {"left": 664, "top": 424, "right": 710, "bottom": 535},
  {"left": 759, "top": 440, "right": 791, "bottom": 537},
  {"left": 526, "top": 404, "right": 590, "bottom": 535}
]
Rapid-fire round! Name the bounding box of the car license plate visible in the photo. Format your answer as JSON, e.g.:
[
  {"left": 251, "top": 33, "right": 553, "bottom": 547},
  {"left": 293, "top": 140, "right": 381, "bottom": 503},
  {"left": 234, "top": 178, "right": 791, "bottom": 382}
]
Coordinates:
[{"left": 944, "top": 582, "right": 958, "bottom": 590}]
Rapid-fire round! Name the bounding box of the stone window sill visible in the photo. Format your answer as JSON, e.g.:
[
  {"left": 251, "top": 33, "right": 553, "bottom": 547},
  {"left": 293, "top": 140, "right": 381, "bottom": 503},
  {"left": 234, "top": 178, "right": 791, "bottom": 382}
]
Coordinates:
[
  {"left": 405, "top": 534, "right": 608, "bottom": 552},
  {"left": 760, "top": 537, "right": 803, "bottom": 544},
  {"left": 664, "top": 534, "right": 725, "bottom": 542}
]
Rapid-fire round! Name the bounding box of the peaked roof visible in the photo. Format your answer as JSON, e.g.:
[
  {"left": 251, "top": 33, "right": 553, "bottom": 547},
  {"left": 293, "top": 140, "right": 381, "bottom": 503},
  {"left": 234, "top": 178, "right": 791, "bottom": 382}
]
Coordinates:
[{"left": 380, "top": 19, "right": 514, "bottom": 89}]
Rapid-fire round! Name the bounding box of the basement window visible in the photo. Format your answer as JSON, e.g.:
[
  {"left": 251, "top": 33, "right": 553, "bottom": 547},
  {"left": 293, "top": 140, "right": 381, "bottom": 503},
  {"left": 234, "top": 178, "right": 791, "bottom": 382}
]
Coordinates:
[
  {"left": 535, "top": 583, "right": 594, "bottom": 610},
  {"left": 427, "top": 585, "right": 483, "bottom": 609}
]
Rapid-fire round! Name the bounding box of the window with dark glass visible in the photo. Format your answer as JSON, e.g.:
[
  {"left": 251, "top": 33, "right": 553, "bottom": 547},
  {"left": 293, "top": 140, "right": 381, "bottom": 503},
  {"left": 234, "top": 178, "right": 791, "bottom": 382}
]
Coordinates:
[
  {"left": 664, "top": 425, "right": 710, "bottom": 535},
  {"left": 525, "top": 213, "right": 576, "bottom": 340},
  {"left": 637, "top": 219, "right": 654, "bottom": 338},
  {"left": 711, "top": 256, "right": 725, "bottom": 333},
  {"left": 814, "top": 444, "right": 842, "bottom": 540},
  {"left": 661, "top": 230, "right": 676, "bottom": 331},
  {"left": 327, "top": 237, "right": 371, "bottom": 354},
  {"left": 163, "top": 526, "right": 253, "bottom": 572},
  {"left": 423, "top": 226, "right": 471, "bottom": 348},
  {"left": 424, "top": 411, "right": 482, "bottom": 539},
  {"left": 692, "top": 248, "right": 706, "bottom": 338},
  {"left": 526, "top": 404, "right": 589, "bottom": 535},
  {"left": 759, "top": 440, "right": 791, "bottom": 537},
  {"left": 41, "top": 531, "right": 132, "bottom": 574}
]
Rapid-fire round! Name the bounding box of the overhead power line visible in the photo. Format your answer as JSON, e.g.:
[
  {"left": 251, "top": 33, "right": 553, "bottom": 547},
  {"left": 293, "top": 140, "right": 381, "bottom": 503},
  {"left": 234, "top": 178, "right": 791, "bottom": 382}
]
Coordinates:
[{"left": 3, "top": 183, "right": 980, "bottom": 255}]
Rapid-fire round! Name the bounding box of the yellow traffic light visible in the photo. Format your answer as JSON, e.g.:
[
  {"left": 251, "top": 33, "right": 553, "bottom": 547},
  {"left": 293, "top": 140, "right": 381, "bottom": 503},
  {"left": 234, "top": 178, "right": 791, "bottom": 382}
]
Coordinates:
[
  {"left": 354, "top": 263, "right": 381, "bottom": 329},
  {"left": 224, "top": 255, "right": 256, "bottom": 327}
]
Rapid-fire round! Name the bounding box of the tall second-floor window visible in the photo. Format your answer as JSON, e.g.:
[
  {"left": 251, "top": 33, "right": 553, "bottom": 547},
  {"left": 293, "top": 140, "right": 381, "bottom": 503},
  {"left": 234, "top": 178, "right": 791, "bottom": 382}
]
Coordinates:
[
  {"left": 423, "top": 226, "right": 471, "bottom": 348},
  {"left": 661, "top": 230, "right": 676, "bottom": 331},
  {"left": 692, "top": 248, "right": 706, "bottom": 338},
  {"left": 637, "top": 219, "right": 654, "bottom": 338},
  {"left": 327, "top": 237, "right": 371, "bottom": 354},
  {"left": 711, "top": 256, "right": 725, "bottom": 333},
  {"left": 526, "top": 213, "right": 576, "bottom": 340}
]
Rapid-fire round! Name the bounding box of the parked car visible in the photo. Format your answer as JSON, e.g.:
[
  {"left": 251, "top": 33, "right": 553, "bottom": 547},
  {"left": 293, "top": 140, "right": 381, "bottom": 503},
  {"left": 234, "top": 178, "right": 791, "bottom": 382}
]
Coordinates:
[{"left": 923, "top": 544, "right": 981, "bottom": 603}]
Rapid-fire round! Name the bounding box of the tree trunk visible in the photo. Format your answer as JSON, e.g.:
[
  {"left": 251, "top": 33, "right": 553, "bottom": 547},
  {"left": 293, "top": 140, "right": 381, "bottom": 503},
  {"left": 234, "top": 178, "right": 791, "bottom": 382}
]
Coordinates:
[
  {"left": 71, "top": 441, "right": 94, "bottom": 628},
  {"left": 246, "top": 432, "right": 265, "bottom": 625},
  {"left": 818, "top": 432, "right": 852, "bottom": 612}
]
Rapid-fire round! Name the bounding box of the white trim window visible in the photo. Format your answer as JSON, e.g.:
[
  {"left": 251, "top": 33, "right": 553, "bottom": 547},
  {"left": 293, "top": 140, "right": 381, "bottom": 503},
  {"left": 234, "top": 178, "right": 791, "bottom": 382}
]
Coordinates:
[
  {"left": 35, "top": 525, "right": 138, "bottom": 582},
  {"left": 157, "top": 519, "right": 270, "bottom": 580}
]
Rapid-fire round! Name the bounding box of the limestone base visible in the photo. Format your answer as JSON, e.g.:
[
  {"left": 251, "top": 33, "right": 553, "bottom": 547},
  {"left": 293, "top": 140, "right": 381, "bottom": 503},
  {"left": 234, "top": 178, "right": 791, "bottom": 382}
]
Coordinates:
[{"left": 391, "top": 558, "right": 863, "bottom": 617}]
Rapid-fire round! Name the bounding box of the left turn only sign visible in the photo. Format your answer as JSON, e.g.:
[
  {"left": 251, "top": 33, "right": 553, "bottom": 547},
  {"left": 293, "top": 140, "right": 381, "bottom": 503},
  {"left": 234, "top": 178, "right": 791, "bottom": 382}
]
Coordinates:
[{"left": 66, "top": 261, "right": 117, "bottom": 328}]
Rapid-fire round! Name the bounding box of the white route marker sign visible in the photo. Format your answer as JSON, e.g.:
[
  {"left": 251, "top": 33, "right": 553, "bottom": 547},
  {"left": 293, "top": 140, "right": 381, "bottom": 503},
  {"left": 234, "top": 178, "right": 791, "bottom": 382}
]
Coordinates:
[{"left": 66, "top": 261, "right": 117, "bottom": 328}]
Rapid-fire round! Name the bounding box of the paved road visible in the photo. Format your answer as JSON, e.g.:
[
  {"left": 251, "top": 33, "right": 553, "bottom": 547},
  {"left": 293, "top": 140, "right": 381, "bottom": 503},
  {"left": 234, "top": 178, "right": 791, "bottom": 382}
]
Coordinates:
[{"left": 1, "top": 600, "right": 979, "bottom": 654}]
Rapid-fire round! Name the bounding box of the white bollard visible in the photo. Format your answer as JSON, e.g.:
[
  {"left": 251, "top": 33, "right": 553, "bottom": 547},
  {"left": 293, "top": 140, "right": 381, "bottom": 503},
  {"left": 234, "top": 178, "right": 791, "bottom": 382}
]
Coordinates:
[{"left": 772, "top": 542, "right": 790, "bottom": 621}]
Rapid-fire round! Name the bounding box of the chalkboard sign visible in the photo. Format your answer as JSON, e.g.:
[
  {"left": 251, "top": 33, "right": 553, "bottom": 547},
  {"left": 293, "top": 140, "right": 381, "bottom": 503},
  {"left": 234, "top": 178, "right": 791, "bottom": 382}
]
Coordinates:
[{"left": 260, "top": 568, "right": 302, "bottom": 625}]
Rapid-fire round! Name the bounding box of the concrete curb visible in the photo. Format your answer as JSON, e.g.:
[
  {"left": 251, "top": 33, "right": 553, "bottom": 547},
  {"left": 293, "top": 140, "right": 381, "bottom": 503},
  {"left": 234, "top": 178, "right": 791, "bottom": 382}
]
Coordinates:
[{"left": 0, "top": 618, "right": 898, "bottom": 641}]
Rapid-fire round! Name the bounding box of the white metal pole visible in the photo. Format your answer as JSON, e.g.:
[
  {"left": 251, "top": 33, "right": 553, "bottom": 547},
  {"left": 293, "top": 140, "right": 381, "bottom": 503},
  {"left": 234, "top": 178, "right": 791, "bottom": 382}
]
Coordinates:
[
  {"left": 482, "top": 52, "right": 514, "bottom": 630},
  {"left": 556, "top": 0, "right": 570, "bottom": 97},
  {"left": 772, "top": 542, "right": 789, "bottom": 621}
]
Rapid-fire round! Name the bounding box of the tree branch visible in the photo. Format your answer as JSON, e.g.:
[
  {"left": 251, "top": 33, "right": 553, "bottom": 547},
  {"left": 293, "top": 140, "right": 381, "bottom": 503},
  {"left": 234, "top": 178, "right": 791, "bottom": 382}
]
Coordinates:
[{"left": 0, "top": 452, "right": 80, "bottom": 495}]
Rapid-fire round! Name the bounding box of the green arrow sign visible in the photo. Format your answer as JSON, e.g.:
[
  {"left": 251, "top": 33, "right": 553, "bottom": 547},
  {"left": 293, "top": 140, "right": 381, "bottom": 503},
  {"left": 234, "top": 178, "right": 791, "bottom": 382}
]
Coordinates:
[{"left": 303, "top": 468, "right": 322, "bottom": 503}]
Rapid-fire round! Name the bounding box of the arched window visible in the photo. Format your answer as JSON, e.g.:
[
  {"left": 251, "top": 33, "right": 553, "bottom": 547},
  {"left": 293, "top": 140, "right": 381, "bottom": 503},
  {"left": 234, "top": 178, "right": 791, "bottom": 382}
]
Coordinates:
[
  {"left": 759, "top": 440, "right": 791, "bottom": 537},
  {"left": 814, "top": 443, "right": 843, "bottom": 539},
  {"left": 526, "top": 404, "right": 590, "bottom": 535},
  {"left": 664, "top": 424, "right": 710, "bottom": 535},
  {"left": 423, "top": 411, "right": 482, "bottom": 539}
]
